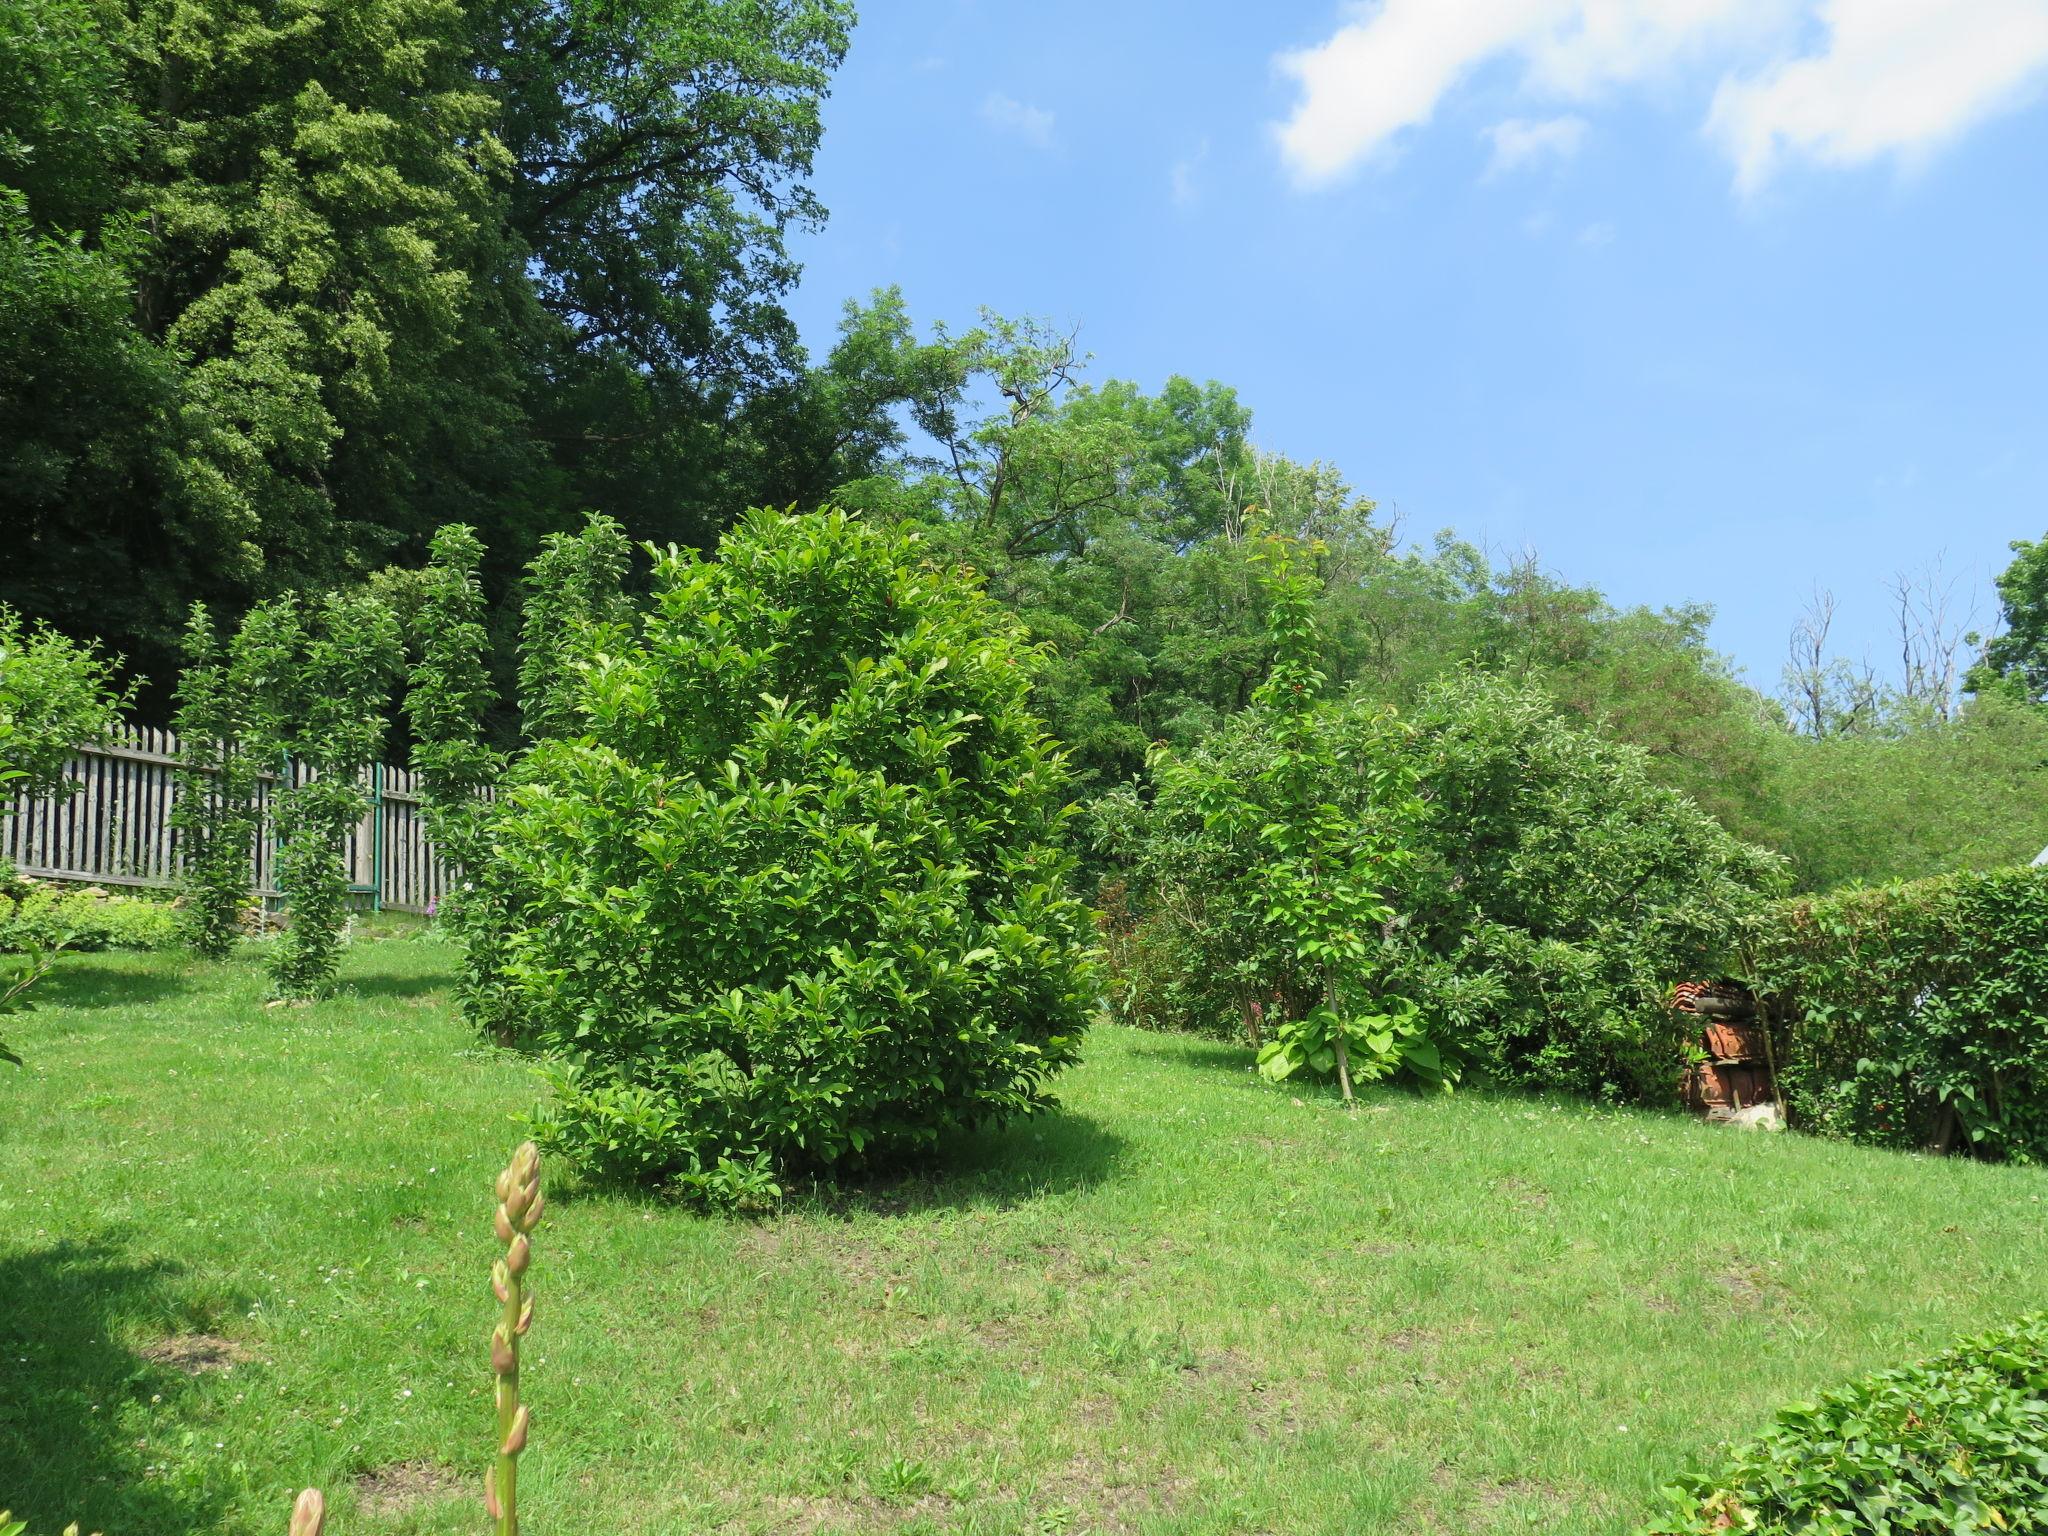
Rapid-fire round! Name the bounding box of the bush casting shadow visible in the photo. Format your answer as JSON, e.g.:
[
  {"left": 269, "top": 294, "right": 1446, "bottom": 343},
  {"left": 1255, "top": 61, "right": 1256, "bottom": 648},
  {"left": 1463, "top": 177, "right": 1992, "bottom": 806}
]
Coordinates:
[
  {"left": 0, "top": 1241, "right": 230, "bottom": 1535},
  {"left": 542, "top": 1107, "right": 1128, "bottom": 1217},
  {"left": 803, "top": 1105, "right": 1130, "bottom": 1219}
]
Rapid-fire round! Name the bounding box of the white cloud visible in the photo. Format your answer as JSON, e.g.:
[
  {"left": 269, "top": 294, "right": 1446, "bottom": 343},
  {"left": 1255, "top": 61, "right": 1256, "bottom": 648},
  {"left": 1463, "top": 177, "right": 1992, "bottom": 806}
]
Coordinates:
[
  {"left": 982, "top": 92, "right": 1056, "bottom": 149},
  {"left": 1709, "top": 0, "right": 2048, "bottom": 191},
  {"left": 1485, "top": 113, "right": 1589, "bottom": 173},
  {"left": 1273, "top": 0, "right": 2048, "bottom": 190}
]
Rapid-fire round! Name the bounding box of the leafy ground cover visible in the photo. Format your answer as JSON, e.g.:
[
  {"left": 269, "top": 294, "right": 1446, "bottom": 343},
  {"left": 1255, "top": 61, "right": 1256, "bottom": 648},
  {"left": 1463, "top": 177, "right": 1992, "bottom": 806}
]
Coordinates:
[{"left": 3, "top": 942, "right": 2045, "bottom": 1536}]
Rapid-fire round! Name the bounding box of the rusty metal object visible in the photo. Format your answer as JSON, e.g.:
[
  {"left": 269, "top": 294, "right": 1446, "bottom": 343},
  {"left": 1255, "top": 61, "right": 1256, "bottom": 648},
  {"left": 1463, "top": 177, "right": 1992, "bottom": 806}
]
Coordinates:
[{"left": 1674, "top": 980, "right": 1777, "bottom": 1122}]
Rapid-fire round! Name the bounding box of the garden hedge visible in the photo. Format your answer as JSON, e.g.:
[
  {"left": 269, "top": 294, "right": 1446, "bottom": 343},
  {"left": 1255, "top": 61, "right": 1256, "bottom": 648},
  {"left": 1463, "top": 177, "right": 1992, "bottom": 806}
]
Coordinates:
[
  {"left": 1746, "top": 864, "right": 2048, "bottom": 1161},
  {"left": 1645, "top": 1312, "right": 2048, "bottom": 1534}
]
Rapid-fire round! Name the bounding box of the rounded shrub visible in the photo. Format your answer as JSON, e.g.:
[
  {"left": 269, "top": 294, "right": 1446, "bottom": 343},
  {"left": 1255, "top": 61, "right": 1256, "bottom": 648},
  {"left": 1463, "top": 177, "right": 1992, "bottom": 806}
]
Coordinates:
[
  {"left": 1394, "top": 671, "right": 1785, "bottom": 1100},
  {"left": 477, "top": 508, "right": 1097, "bottom": 1193},
  {"left": 1102, "top": 670, "right": 1782, "bottom": 1102}
]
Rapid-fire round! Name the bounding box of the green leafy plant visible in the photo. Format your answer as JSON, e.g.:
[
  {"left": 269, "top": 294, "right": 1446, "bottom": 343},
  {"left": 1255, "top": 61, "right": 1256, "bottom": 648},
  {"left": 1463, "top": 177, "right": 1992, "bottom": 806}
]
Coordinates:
[
  {"left": 236, "top": 592, "right": 401, "bottom": 999},
  {"left": 478, "top": 507, "right": 1097, "bottom": 1195},
  {"left": 0, "top": 883, "right": 177, "bottom": 955},
  {"left": 405, "top": 525, "right": 506, "bottom": 1016},
  {"left": 407, "top": 526, "right": 503, "bottom": 871},
  {"left": 0, "top": 940, "right": 61, "bottom": 1067},
  {"left": 447, "top": 514, "right": 634, "bottom": 1044},
  {"left": 1105, "top": 527, "right": 1437, "bottom": 1099},
  {"left": 1747, "top": 865, "right": 2048, "bottom": 1160},
  {"left": 1103, "top": 665, "right": 1780, "bottom": 1103},
  {"left": 515, "top": 512, "right": 634, "bottom": 744},
  {"left": 0, "top": 603, "right": 134, "bottom": 801},
  {"left": 169, "top": 603, "right": 260, "bottom": 957},
  {"left": 1644, "top": 1312, "right": 2048, "bottom": 1534},
  {"left": 1390, "top": 671, "right": 1784, "bottom": 1101}
]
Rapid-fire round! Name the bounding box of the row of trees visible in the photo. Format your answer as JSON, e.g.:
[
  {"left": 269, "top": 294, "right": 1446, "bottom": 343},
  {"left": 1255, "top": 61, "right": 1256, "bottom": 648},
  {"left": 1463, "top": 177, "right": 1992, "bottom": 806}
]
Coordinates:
[
  {"left": 147, "top": 514, "right": 625, "bottom": 1000},
  {"left": 8, "top": 495, "right": 2040, "bottom": 1186},
  {"left": 5, "top": 0, "right": 2044, "bottom": 894}
]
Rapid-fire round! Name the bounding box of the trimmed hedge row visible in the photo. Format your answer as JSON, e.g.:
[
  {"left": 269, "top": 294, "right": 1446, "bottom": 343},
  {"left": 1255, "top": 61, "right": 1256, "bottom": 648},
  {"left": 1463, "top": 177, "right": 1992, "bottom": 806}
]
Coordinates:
[
  {"left": 1644, "top": 1312, "right": 2048, "bottom": 1534},
  {"left": 1747, "top": 865, "right": 2048, "bottom": 1162}
]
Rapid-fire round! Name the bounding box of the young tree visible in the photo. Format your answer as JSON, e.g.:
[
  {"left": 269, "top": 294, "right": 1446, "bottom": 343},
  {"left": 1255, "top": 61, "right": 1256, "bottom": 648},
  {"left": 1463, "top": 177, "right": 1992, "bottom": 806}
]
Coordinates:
[
  {"left": 169, "top": 603, "right": 260, "bottom": 956},
  {"left": 407, "top": 525, "right": 501, "bottom": 867},
  {"left": 1134, "top": 530, "right": 1436, "bottom": 1101},
  {"left": 238, "top": 592, "right": 400, "bottom": 999},
  {"left": 515, "top": 512, "right": 634, "bottom": 742},
  {"left": 0, "top": 603, "right": 132, "bottom": 800},
  {"left": 405, "top": 525, "right": 511, "bottom": 1034}
]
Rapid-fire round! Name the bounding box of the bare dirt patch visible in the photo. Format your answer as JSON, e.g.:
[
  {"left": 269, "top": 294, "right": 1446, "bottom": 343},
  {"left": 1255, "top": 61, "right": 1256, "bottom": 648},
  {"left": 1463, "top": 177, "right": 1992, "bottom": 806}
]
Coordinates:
[
  {"left": 1495, "top": 1176, "right": 1551, "bottom": 1210},
  {"left": 1715, "top": 1262, "right": 1783, "bottom": 1307},
  {"left": 139, "top": 1334, "right": 254, "bottom": 1374},
  {"left": 352, "top": 1461, "right": 467, "bottom": 1518},
  {"left": 1035, "top": 1453, "right": 1189, "bottom": 1535}
]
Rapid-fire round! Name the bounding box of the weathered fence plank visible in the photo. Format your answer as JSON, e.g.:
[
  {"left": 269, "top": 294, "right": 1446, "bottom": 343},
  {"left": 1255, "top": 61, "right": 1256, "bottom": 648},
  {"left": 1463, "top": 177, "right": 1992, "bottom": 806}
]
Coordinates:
[{"left": 1, "top": 725, "right": 458, "bottom": 914}]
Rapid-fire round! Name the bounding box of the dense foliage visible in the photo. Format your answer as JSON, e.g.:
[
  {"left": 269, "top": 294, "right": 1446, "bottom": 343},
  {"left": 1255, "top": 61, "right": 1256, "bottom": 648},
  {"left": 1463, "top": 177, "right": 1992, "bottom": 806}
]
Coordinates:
[
  {"left": 0, "top": 602, "right": 130, "bottom": 799},
  {"left": 1747, "top": 865, "right": 2048, "bottom": 1161},
  {"left": 0, "top": 0, "right": 876, "bottom": 695},
  {"left": 1392, "top": 672, "right": 1784, "bottom": 1100},
  {"left": 1970, "top": 534, "right": 2048, "bottom": 704},
  {"left": 406, "top": 524, "right": 501, "bottom": 870},
  {"left": 1105, "top": 669, "right": 1780, "bottom": 1102},
  {"left": 169, "top": 604, "right": 260, "bottom": 956},
  {"left": 238, "top": 592, "right": 401, "bottom": 998},
  {"left": 474, "top": 508, "right": 1096, "bottom": 1194},
  {"left": 1762, "top": 695, "right": 2048, "bottom": 891},
  {"left": 1646, "top": 1312, "right": 2048, "bottom": 1535},
  {"left": 513, "top": 512, "right": 635, "bottom": 746},
  {"left": 0, "top": 878, "right": 180, "bottom": 954},
  {"left": 1097, "top": 531, "right": 1442, "bottom": 1095}
]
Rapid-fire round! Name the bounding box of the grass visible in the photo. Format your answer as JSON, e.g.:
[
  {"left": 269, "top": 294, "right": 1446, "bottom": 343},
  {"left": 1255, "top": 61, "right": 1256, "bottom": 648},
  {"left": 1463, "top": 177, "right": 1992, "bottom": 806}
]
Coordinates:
[{"left": 3, "top": 941, "right": 2045, "bottom": 1536}]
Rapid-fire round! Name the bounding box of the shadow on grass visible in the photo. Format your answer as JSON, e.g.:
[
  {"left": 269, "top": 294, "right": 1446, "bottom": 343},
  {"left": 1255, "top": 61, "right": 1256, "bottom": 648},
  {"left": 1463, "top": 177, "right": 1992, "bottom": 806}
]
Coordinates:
[
  {"left": 1125, "top": 1035, "right": 1260, "bottom": 1078},
  {"left": 32, "top": 958, "right": 196, "bottom": 1012},
  {"left": 543, "top": 1106, "right": 1131, "bottom": 1221},
  {"left": 338, "top": 970, "right": 454, "bottom": 1002},
  {"left": 804, "top": 1105, "right": 1131, "bottom": 1219},
  {"left": 0, "top": 1242, "right": 229, "bottom": 1536}
]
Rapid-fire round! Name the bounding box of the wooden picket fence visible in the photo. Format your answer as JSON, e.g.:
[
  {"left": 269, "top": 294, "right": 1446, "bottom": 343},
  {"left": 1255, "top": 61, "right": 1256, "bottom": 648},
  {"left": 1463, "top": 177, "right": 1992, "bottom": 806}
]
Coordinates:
[{"left": 1, "top": 725, "right": 455, "bottom": 914}]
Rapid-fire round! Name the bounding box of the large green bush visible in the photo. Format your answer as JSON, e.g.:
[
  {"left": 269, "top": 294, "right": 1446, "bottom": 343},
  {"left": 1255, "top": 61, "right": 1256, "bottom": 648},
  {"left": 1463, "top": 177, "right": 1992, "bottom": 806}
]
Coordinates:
[
  {"left": 1747, "top": 865, "right": 2048, "bottom": 1160},
  {"left": 1394, "top": 672, "right": 1783, "bottom": 1099},
  {"left": 474, "top": 508, "right": 1097, "bottom": 1194},
  {"left": 1104, "top": 671, "right": 1780, "bottom": 1101},
  {"left": 1645, "top": 1312, "right": 2048, "bottom": 1535}
]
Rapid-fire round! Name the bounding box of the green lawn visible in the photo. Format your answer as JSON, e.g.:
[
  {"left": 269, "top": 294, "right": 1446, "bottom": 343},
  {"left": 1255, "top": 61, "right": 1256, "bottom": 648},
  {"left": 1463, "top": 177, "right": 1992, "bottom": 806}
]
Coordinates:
[{"left": 4, "top": 942, "right": 2044, "bottom": 1536}]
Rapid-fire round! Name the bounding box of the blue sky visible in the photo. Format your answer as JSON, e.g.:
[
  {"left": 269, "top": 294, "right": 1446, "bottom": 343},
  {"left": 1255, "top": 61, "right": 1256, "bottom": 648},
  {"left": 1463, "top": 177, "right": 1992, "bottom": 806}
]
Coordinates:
[{"left": 785, "top": 1, "right": 2048, "bottom": 693}]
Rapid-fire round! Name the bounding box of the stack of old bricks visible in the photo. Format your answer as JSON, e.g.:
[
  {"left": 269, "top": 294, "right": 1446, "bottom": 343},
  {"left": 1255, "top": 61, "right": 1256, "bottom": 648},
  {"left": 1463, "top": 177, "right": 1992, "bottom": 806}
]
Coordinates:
[{"left": 1674, "top": 980, "right": 1775, "bottom": 1121}]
